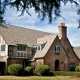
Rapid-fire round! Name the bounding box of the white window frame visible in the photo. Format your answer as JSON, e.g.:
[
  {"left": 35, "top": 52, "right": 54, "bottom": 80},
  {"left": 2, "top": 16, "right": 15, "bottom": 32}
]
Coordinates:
[
  {"left": 37, "top": 45, "right": 41, "bottom": 51},
  {"left": 0, "top": 44, "right": 5, "bottom": 51},
  {"left": 54, "top": 45, "right": 60, "bottom": 53}
]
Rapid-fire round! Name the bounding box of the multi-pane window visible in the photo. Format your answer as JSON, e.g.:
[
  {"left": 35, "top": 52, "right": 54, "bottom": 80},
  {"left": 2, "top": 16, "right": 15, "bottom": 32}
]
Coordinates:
[
  {"left": 8, "top": 46, "right": 14, "bottom": 56},
  {"left": 1, "top": 45, "right": 5, "bottom": 51},
  {"left": 17, "top": 45, "right": 26, "bottom": 51},
  {"left": 54, "top": 45, "right": 60, "bottom": 53},
  {"left": 70, "top": 63, "right": 75, "bottom": 66}
]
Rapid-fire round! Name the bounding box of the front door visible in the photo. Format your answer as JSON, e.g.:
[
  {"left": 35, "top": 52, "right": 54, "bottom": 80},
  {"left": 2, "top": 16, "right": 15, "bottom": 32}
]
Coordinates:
[{"left": 55, "top": 60, "right": 60, "bottom": 71}]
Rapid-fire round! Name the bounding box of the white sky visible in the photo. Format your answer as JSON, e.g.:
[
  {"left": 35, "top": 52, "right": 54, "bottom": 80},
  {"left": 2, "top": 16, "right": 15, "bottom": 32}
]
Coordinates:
[{"left": 4, "top": 1, "right": 80, "bottom": 47}]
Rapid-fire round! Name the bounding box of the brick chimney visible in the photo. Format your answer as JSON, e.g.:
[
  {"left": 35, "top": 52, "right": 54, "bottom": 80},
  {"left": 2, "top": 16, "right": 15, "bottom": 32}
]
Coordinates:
[{"left": 58, "top": 23, "right": 67, "bottom": 38}]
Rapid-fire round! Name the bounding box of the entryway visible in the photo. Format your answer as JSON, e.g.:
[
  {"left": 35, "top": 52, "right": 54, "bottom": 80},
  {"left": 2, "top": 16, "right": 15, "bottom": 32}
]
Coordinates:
[
  {"left": 0, "top": 62, "right": 5, "bottom": 75},
  {"left": 55, "top": 59, "right": 60, "bottom": 71}
]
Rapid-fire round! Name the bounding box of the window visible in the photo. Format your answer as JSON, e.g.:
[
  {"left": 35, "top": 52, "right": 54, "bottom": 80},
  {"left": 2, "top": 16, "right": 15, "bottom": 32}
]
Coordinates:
[
  {"left": 17, "top": 45, "right": 26, "bottom": 51},
  {"left": 70, "top": 63, "right": 75, "bottom": 67},
  {"left": 8, "top": 46, "right": 13, "bottom": 56},
  {"left": 54, "top": 45, "right": 60, "bottom": 53},
  {"left": 1, "top": 45, "right": 5, "bottom": 51},
  {"left": 37, "top": 45, "right": 41, "bottom": 51},
  {"left": 70, "top": 63, "right": 76, "bottom": 71}
]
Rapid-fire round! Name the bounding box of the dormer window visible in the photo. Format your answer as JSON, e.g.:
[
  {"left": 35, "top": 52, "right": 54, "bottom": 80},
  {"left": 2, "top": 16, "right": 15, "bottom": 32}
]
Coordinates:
[
  {"left": 54, "top": 45, "right": 60, "bottom": 53},
  {"left": 37, "top": 45, "right": 41, "bottom": 51},
  {"left": 35, "top": 43, "right": 45, "bottom": 52},
  {"left": 17, "top": 44, "right": 26, "bottom": 51}
]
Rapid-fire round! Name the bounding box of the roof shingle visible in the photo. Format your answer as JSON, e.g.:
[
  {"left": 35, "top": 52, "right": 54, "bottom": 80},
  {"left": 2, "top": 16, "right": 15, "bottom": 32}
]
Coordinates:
[{"left": 0, "top": 23, "right": 51, "bottom": 47}]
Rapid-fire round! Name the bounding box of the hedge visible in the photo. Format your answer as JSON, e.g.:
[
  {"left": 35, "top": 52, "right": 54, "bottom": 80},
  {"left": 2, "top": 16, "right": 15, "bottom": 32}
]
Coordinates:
[
  {"left": 54, "top": 71, "right": 80, "bottom": 77},
  {"left": 24, "top": 66, "right": 33, "bottom": 76}
]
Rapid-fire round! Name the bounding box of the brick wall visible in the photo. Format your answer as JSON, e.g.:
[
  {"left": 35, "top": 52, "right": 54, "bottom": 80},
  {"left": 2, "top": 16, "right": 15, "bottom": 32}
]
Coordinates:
[{"left": 44, "top": 36, "right": 69, "bottom": 71}]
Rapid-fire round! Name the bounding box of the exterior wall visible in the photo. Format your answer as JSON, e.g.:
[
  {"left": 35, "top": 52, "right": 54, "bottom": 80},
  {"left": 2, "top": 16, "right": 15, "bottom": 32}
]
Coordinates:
[
  {"left": 0, "top": 34, "right": 8, "bottom": 60},
  {"left": 61, "top": 38, "right": 80, "bottom": 66},
  {"left": 7, "top": 58, "right": 24, "bottom": 66},
  {"left": 31, "top": 58, "right": 44, "bottom": 69},
  {"left": 0, "top": 35, "right": 8, "bottom": 74},
  {"left": 44, "top": 36, "right": 69, "bottom": 71},
  {"left": 6, "top": 58, "right": 26, "bottom": 73},
  {"left": 35, "top": 58, "right": 44, "bottom": 65}
]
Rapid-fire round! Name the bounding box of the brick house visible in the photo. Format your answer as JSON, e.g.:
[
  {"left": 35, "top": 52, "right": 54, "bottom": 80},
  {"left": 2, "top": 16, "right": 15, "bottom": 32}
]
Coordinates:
[{"left": 0, "top": 23, "right": 79, "bottom": 74}]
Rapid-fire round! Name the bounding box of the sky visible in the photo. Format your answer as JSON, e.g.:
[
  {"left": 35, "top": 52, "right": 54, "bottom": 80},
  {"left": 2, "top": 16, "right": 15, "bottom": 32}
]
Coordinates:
[{"left": 4, "top": 1, "right": 80, "bottom": 47}]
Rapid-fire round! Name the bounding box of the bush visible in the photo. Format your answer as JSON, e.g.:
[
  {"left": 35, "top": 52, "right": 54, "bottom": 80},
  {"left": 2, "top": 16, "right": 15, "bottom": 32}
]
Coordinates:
[
  {"left": 35, "top": 64, "right": 50, "bottom": 76},
  {"left": 75, "top": 66, "right": 80, "bottom": 72},
  {"left": 48, "top": 71, "right": 54, "bottom": 76},
  {"left": 8, "top": 64, "right": 23, "bottom": 76},
  {"left": 24, "top": 66, "right": 33, "bottom": 76}
]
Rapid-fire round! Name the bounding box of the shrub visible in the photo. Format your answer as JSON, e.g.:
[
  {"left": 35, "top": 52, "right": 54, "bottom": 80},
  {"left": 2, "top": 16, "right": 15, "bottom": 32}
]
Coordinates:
[
  {"left": 75, "top": 66, "right": 80, "bottom": 72},
  {"left": 48, "top": 71, "right": 54, "bottom": 76},
  {"left": 54, "top": 71, "right": 80, "bottom": 77},
  {"left": 35, "top": 64, "right": 50, "bottom": 76},
  {"left": 24, "top": 66, "right": 33, "bottom": 76},
  {"left": 8, "top": 64, "right": 23, "bottom": 76}
]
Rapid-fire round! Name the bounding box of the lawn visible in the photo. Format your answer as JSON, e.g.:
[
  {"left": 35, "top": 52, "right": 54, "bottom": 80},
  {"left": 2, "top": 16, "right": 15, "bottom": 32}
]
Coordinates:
[{"left": 0, "top": 76, "right": 79, "bottom": 80}]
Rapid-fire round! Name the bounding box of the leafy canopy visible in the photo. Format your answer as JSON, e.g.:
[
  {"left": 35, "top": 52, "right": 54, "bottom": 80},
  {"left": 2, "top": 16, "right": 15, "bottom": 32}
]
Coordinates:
[{"left": 0, "top": 0, "right": 80, "bottom": 27}]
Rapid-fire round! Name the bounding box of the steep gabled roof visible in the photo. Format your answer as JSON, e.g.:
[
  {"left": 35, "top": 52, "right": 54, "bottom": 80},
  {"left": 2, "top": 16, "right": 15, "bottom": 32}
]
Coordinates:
[
  {"left": 32, "top": 34, "right": 57, "bottom": 60},
  {"left": 73, "top": 47, "right": 80, "bottom": 59},
  {"left": 0, "top": 23, "right": 51, "bottom": 47}
]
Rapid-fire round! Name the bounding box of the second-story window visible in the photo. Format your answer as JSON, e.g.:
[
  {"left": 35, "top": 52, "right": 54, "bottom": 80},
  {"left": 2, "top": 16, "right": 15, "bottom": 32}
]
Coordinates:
[
  {"left": 1, "top": 45, "right": 5, "bottom": 51},
  {"left": 17, "top": 45, "right": 26, "bottom": 51},
  {"left": 54, "top": 45, "right": 60, "bottom": 53}
]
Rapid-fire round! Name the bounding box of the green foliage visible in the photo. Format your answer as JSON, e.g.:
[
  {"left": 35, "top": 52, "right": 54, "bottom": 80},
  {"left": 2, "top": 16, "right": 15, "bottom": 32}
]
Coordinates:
[
  {"left": 0, "top": 0, "right": 80, "bottom": 25},
  {"left": 54, "top": 71, "right": 80, "bottom": 77},
  {"left": 35, "top": 64, "right": 50, "bottom": 76},
  {"left": 8, "top": 64, "right": 23, "bottom": 76},
  {"left": 75, "top": 66, "right": 80, "bottom": 72},
  {"left": 48, "top": 71, "right": 54, "bottom": 76},
  {"left": 24, "top": 66, "right": 33, "bottom": 76}
]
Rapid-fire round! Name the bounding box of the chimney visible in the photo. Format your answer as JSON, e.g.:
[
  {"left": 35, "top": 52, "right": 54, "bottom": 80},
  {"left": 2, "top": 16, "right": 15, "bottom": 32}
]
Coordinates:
[{"left": 58, "top": 23, "right": 67, "bottom": 38}]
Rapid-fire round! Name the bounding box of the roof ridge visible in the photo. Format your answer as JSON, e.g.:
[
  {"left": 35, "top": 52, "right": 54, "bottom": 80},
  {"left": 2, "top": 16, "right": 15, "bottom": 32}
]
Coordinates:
[{"left": 3, "top": 23, "right": 53, "bottom": 34}]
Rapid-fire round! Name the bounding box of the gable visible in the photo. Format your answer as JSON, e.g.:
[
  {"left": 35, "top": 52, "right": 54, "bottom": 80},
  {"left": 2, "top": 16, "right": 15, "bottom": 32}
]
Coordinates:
[
  {"left": 44, "top": 36, "right": 69, "bottom": 59},
  {"left": 32, "top": 34, "right": 57, "bottom": 60},
  {"left": 61, "top": 37, "right": 80, "bottom": 61}
]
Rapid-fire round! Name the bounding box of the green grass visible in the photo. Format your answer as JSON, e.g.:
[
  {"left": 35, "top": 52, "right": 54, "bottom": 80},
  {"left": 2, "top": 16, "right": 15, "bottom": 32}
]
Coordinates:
[{"left": 0, "top": 76, "right": 79, "bottom": 80}]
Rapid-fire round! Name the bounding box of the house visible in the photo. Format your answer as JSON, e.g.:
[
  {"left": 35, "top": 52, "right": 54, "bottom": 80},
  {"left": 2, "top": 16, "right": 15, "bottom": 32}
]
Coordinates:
[
  {"left": 0, "top": 23, "right": 79, "bottom": 74},
  {"left": 31, "top": 23, "right": 80, "bottom": 71}
]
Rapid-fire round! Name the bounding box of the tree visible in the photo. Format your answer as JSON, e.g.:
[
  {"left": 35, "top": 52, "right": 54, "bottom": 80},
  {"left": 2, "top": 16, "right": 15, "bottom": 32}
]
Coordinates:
[{"left": 0, "top": 0, "right": 80, "bottom": 27}]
